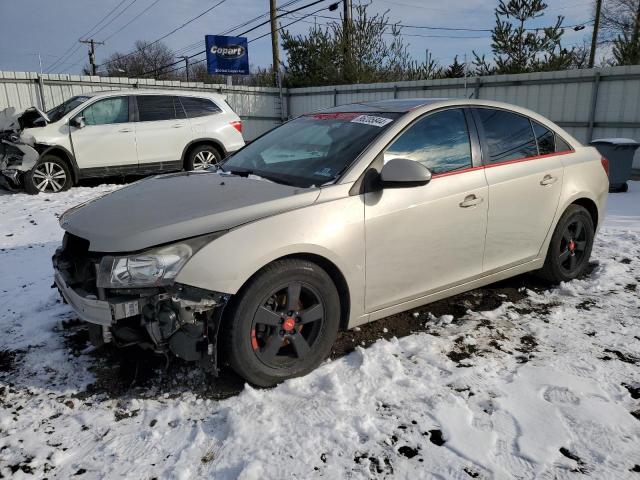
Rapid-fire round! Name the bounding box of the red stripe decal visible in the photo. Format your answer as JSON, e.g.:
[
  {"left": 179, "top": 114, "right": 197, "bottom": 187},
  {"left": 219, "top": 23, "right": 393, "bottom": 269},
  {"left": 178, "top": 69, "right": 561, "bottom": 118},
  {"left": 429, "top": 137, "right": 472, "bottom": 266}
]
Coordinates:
[{"left": 430, "top": 150, "right": 574, "bottom": 180}]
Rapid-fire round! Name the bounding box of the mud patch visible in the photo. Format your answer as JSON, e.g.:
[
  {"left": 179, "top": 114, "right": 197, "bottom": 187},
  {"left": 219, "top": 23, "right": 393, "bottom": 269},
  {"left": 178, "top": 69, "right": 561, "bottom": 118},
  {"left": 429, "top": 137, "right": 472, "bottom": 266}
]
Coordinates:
[
  {"left": 623, "top": 383, "right": 640, "bottom": 400},
  {"left": 559, "top": 447, "right": 590, "bottom": 474},
  {"left": 354, "top": 453, "right": 393, "bottom": 475},
  {"left": 0, "top": 349, "right": 23, "bottom": 373}
]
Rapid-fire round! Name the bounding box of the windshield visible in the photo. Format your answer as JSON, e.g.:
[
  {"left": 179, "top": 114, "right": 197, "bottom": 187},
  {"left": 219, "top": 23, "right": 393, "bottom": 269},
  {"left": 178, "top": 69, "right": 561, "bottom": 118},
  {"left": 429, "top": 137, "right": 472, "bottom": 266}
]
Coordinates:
[
  {"left": 222, "top": 112, "right": 401, "bottom": 187},
  {"left": 46, "top": 95, "right": 92, "bottom": 122}
]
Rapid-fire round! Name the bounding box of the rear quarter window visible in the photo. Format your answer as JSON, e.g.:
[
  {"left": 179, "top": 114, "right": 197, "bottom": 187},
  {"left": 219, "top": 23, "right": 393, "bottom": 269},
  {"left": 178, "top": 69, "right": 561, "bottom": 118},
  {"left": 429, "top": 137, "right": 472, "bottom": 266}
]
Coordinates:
[{"left": 179, "top": 97, "right": 222, "bottom": 118}]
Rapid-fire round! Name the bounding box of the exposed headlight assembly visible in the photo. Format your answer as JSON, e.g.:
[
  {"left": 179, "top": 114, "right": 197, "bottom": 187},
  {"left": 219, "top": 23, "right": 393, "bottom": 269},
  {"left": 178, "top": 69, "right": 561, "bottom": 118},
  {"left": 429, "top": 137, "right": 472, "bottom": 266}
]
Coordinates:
[{"left": 96, "top": 233, "right": 223, "bottom": 288}]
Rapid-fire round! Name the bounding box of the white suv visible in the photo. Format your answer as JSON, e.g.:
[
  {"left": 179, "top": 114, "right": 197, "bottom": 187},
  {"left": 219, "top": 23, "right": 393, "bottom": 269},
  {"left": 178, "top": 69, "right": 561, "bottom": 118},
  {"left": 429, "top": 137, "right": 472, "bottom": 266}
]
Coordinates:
[{"left": 0, "top": 90, "right": 245, "bottom": 193}]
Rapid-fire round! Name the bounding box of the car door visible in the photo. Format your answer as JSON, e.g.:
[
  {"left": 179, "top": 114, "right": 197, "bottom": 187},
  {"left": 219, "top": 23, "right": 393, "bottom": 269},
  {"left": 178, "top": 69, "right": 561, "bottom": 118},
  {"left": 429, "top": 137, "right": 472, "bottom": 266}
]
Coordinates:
[
  {"left": 70, "top": 95, "right": 137, "bottom": 172},
  {"left": 473, "top": 108, "right": 565, "bottom": 273},
  {"left": 364, "top": 108, "right": 489, "bottom": 312},
  {"left": 134, "top": 95, "right": 193, "bottom": 171}
]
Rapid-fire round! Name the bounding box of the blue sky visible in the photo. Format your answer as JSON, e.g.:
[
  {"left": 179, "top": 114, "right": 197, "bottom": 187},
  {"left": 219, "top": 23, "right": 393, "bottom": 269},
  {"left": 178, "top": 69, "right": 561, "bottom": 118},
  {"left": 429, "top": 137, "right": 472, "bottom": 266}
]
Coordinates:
[{"left": 0, "top": 0, "right": 597, "bottom": 75}]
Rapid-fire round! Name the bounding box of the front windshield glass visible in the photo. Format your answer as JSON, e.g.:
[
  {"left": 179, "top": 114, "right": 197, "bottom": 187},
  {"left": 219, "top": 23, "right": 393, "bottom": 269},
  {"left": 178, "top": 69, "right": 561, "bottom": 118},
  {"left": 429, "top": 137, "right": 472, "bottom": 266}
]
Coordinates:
[
  {"left": 222, "top": 112, "right": 401, "bottom": 187},
  {"left": 46, "top": 95, "right": 92, "bottom": 122}
]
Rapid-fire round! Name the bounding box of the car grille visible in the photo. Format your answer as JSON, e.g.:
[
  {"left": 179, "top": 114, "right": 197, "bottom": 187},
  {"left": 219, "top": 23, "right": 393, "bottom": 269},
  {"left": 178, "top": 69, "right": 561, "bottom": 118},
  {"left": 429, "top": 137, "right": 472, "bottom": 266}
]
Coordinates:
[{"left": 55, "top": 233, "right": 101, "bottom": 295}]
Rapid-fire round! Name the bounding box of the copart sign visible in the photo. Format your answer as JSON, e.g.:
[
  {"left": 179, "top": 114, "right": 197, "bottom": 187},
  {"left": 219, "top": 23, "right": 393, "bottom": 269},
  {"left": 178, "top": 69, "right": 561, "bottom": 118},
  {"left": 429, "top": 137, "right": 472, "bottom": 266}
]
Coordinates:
[{"left": 206, "top": 35, "right": 249, "bottom": 75}]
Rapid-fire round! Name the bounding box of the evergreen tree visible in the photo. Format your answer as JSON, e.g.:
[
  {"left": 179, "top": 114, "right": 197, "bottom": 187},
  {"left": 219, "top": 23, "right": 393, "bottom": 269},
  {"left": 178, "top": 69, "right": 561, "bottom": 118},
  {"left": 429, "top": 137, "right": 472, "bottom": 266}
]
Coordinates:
[
  {"left": 444, "top": 56, "right": 466, "bottom": 78},
  {"left": 474, "top": 0, "right": 573, "bottom": 74}
]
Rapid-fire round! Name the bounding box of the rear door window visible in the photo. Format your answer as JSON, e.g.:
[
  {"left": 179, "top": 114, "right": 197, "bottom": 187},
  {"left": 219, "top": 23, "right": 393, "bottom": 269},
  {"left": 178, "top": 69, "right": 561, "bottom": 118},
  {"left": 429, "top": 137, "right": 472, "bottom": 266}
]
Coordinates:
[
  {"left": 476, "top": 108, "right": 538, "bottom": 163},
  {"left": 384, "top": 108, "right": 472, "bottom": 174},
  {"left": 179, "top": 96, "right": 222, "bottom": 118},
  {"left": 136, "top": 95, "right": 183, "bottom": 122},
  {"left": 82, "top": 97, "right": 129, "bottom": 126}
]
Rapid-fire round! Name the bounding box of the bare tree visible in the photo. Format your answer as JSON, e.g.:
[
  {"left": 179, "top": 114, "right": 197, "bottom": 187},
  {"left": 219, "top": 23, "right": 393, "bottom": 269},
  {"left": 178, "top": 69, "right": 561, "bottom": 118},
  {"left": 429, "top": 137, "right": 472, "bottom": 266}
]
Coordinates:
[
  {"left": 602, "top": 0, "right": 640, "bottom": 64},
  {"left": 101, "top": 40, "right": 176, "bottom": 79}
]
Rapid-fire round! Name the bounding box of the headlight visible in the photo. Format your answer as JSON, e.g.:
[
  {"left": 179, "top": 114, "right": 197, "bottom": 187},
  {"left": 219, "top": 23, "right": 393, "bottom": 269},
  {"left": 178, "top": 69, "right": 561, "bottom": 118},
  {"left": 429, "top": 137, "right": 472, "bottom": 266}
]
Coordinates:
[{"left": 96, "top": 233, "right": 223, "bottom": 288}]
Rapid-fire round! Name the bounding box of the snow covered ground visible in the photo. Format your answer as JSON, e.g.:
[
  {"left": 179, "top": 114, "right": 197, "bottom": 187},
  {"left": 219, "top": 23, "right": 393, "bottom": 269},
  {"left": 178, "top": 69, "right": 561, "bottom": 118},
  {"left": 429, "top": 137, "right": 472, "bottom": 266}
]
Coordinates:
[{"left": 0, "top": 181, "right": 639, "bottom": 479}]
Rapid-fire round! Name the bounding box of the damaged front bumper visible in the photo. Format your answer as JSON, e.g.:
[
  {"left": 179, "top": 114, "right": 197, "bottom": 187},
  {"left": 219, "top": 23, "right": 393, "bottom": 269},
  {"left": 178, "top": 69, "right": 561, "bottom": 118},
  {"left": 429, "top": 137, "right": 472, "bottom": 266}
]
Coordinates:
[
  {"left": 52, "top": 235, "right": 230, "bottom": 373},
  {"left": 0, "top": 138, "right": 39, "bottom": 189}
]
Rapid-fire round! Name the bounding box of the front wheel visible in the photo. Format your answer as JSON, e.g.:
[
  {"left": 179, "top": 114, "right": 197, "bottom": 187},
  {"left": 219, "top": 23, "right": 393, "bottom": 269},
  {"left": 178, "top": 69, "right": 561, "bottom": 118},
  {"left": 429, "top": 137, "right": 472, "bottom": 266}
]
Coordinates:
[
  {"left": 224, "top": 259, "right": 340, "bottom": 387},
  {"left": 23, "top": 155, "right": 73, "bottom": 194},
  {"left": 539, "top": 204, "right": 595, "bottom": 283}
]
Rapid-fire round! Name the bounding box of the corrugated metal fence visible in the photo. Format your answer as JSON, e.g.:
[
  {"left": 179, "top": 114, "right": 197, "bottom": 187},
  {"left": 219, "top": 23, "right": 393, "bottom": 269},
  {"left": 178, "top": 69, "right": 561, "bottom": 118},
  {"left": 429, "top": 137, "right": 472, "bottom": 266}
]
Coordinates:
[{"left": 2, "top": 66, "right": 639, "bottom": 164}]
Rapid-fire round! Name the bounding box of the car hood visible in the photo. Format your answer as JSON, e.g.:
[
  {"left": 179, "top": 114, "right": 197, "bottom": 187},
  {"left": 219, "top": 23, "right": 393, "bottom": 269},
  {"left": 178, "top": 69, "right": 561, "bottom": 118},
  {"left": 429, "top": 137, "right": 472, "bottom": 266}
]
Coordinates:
[
  {"left": 0, "top": 106, "right": 49, "bottom": 132},
  {"left": 60, "top": 171, "right": 321, "bottom": 252}
]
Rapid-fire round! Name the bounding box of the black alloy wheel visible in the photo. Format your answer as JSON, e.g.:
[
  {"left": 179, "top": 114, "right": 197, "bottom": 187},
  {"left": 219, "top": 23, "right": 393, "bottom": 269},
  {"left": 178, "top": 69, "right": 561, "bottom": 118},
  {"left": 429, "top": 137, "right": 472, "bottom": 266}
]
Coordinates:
[
  {"left": 540, "top": 204, "right": 594, "bottom": 283},
  {"left": 251, "top": 282, "right": 326, "bottom": 369},
  {"left": 224, "top": 259, "right": 340, "bottom": 387},
  {"left": 557, "top": 218, "right": 588, "bottom": 274}
]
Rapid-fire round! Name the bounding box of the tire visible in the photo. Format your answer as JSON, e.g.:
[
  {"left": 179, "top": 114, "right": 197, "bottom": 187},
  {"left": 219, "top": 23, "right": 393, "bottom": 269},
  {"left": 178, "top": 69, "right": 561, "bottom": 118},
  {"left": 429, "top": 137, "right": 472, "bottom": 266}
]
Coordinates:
[
  {"left": 23, "top": 155, "right": 73, "bottom": 194},
  {"left": 224, "top": 259, "right": 340, "bottom": 387},
  {"left": 539, "top": 204, "right": 595, "bottom": 283},
  {"left": 185, "top": 144, "right": 222, "bottom": 171}
]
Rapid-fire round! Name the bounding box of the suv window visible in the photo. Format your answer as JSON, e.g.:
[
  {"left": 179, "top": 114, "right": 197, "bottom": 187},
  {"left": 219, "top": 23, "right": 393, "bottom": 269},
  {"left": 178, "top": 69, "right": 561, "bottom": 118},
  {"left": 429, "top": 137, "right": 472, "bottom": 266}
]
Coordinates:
[
  {"left": 384, "top": 108, "right": 472, "bottom": 174},
  {"left": 136, "top": 95, "right": 184, "bottom": 122},
  {"left": 476, "top": 108, "right": 538, "bottom": 163},
  {"left": 179, "top": 96, "right": 222, "bottom": 118},
  {"left": 82, "top": 97, "right": 129, "bottom": 126}
]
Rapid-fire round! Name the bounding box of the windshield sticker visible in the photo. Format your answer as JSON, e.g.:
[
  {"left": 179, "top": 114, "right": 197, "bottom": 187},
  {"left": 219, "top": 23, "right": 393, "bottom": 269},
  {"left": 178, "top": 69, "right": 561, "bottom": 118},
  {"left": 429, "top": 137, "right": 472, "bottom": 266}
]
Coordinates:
[
  {"left": 350, "top": 115, "right": 393, "bottom": 127},
  {"left": 313, "top": 167, "right": 334, "bottom": 177}
]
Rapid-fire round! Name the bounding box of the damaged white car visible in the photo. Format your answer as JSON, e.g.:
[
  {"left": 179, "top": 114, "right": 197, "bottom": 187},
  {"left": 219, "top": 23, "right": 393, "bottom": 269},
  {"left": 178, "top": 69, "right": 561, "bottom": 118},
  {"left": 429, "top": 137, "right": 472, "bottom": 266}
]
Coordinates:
[{"left": 0, "top": 90, "right": 244, "bottom": 194}]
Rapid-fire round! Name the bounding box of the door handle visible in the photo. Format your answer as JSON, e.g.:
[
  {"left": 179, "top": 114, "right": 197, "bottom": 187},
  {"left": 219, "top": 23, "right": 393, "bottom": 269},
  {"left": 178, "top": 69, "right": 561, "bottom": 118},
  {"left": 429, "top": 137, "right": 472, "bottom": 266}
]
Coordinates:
[
  {"left": 118, "top": 128, "right": 132, "bottom": 133},
  {"left": 171, "top": 124, "right": 184, "bottom": 128},
  {"left": 540, "top": 174, "right": 557, "bottom": 186},
  {"left": 459, "top": 194, "right": 483, "bottom": 208}
]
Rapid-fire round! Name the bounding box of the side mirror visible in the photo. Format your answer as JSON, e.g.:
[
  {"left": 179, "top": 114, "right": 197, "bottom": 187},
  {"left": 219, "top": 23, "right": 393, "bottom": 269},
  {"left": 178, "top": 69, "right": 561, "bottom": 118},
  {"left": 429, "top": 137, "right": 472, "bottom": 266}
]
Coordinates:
[
  {"left": 380, "top": 158, "right": 432, "bottom": 187},
  {"left": 70, "top": 116, "right": 85, "bottom": 129}
]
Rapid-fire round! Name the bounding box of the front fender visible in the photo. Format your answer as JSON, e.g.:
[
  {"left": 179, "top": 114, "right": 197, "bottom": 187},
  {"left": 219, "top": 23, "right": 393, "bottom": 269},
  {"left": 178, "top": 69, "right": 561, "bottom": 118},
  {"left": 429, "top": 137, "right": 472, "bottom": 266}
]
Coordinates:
[{"left": 176, "top": 188, "right": 366, "bottom": 322}]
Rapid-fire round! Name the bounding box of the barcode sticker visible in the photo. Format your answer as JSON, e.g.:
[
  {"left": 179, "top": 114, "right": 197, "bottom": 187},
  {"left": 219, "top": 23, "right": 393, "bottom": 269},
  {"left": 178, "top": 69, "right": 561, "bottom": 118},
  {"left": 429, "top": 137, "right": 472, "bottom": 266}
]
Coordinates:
[{"left": 350, "top": 115, "right": 393, "bottom": 127}]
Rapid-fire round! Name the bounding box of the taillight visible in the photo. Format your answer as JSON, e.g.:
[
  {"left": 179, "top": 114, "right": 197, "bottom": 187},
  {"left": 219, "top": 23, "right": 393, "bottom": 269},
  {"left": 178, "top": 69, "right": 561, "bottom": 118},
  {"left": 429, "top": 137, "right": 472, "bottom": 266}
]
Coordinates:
[
  {"left": 230, "top": 121, "right": 242, "bottom": 134},
  {"left": 600, "top": 156, "right": 609, "bottom": 178}
]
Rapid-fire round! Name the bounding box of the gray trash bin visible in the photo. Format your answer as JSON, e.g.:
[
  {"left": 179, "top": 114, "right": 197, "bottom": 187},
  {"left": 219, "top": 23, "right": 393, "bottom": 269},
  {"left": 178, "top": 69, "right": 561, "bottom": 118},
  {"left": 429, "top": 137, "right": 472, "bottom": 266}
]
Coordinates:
[{"left": 590, "top": 138, "right": 640, "bottom": 192}]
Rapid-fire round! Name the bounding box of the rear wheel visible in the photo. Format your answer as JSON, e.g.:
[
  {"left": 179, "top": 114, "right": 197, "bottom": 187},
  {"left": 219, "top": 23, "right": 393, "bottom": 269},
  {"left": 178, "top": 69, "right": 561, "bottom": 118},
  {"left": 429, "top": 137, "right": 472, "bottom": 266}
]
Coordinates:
[
  {"left": 185, "top": 144, "right": 222, "bottom": 171},
  {"left": 23, "top": 155, "right": 73, "bottom": 194},
  {"left": 539, "top": 205, "right": 595, "bottom": 283},
  {"left": 224, "top": 259, "right": 340, "bottom": 387}
]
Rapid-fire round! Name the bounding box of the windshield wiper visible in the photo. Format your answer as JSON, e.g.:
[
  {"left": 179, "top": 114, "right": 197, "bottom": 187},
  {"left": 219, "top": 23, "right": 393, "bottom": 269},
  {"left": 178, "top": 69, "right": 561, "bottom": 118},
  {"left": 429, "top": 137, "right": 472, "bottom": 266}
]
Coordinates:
[{"left": 225, "top": 168, "right": 296, "bottom": 187}]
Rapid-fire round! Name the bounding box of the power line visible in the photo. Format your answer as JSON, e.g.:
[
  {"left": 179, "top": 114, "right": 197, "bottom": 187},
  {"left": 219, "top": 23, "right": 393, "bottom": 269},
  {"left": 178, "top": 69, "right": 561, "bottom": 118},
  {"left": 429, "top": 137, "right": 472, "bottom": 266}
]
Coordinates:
[
  {"left": 140, "top": 0, "right": 334, "bottom": 77},
  {"left": 88, "top": 0, "right": 140, "bottom": 39},
  {"left": 290, "top": 10, "right": 593, "bottom": 32},
  {"left": 46, "top": 0, "right": 131, "bottom": 71},
  {"left": 99, "top": 0, "right": 310, "bottom": 70},
  {"left": 102, "top": 0, "right": 162, "bottom": 41},
  {"left": 158, "top": 2, "right": 335, "bottom": 77},
  {"left": 98, "top": 0, "right": 228, "bottom": 68}
]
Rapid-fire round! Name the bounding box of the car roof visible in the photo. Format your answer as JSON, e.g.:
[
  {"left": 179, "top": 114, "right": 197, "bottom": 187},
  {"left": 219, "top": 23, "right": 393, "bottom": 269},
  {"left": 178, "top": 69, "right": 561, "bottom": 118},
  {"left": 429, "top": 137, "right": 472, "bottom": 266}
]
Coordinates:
[{"left": 320, "top": 98, "right": 450, "bottom": 113}]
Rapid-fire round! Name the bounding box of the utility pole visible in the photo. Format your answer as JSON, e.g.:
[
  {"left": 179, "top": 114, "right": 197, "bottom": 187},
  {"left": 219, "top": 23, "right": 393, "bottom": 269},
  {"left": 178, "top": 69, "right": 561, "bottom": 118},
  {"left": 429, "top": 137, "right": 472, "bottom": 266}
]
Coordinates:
[
  {"left": 80, "top": 39, "right": 105, "bottom": 75},
  {"left": 588, "top": 0, "right": 603, "bottom": 68},
  {"left": 181, "top": 56, "right": 190, "bottom": 82},
  {"left": 343, "top": 0, "right": 352, "bottom": 81},
  {"left": 269, "top": 0, "right": 280, "bottom": 86}
]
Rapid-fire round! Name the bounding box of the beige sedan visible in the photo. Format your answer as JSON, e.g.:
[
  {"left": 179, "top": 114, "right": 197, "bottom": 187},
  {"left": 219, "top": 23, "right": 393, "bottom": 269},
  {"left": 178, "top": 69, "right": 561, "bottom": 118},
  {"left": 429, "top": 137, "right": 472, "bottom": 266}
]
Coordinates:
[{"left": 54, "top": 99, "right": 609, "bottom": 386}]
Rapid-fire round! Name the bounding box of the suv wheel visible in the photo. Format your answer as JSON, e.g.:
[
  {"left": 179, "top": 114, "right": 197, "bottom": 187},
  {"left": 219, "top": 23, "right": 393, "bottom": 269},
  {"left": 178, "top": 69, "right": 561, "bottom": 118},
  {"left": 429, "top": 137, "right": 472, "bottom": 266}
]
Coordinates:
[
  {"left": 24, "top": 155, "right": 73, "bottom": 194},
  {"left": 539, "top": 204, "right": 595, "bottom": 283},
  {"left": 186, "top": 145, "right": 222, "bottom": 171},
  {"left": 224, "top": 259, "right": 340, "bottom": 387}
]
